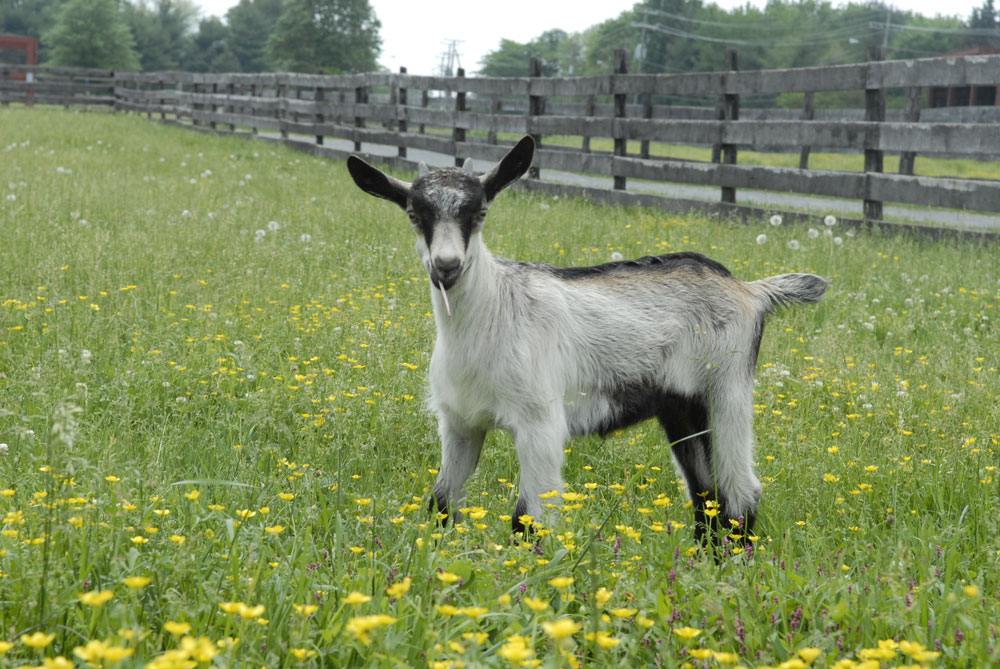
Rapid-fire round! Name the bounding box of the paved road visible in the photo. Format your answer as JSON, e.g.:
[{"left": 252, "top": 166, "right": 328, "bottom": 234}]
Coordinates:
[{"left": 309, "top": 135, "right": 999, "bottom": 231}]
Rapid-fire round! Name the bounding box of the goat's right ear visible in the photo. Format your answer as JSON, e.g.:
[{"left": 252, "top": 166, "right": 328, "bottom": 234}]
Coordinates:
[
  {"left": 481, "top": 135, "right": 534, "bottom": 202},
  {"left": 347, "top": 155, "right": 410, "bottom": 210}
]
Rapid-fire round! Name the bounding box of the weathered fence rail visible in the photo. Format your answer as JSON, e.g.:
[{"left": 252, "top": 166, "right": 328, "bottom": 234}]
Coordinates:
[{"left": 2, "top": 54, "right": 999, "bottom": 231}]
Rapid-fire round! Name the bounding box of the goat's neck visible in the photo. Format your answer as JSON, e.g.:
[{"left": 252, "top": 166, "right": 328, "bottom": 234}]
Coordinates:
[{"left": 430, "top": 237, "right": 501, "bottom": 332}]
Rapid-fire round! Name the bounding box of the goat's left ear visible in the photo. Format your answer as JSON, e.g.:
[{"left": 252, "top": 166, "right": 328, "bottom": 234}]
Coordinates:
[
  {"left": 347, "top": 155, "right": 410, "bottom": 210},
  {"left": 481, "top": 136, "right": 534, "bottom": 202}
]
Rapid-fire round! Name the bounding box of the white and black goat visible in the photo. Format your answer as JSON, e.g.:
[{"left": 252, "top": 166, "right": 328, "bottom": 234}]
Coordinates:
[{"left": 347, "top": 136, "right": 828, "bottom": 542}]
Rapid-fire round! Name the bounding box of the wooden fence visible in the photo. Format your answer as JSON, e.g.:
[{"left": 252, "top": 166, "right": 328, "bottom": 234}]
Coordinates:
[{"left": 3, "top": 54, "right": 999, "bottom": 232}]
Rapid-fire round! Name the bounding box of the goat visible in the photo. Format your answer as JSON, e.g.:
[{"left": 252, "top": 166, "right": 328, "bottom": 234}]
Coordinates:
[{"left": 347, "top": 136, "right": 828, "bottom": 543}]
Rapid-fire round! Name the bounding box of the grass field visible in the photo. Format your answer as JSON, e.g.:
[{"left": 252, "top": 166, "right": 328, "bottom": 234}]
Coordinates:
[{"left": 0, "top": 107, "right": 998, "bottom": 668}]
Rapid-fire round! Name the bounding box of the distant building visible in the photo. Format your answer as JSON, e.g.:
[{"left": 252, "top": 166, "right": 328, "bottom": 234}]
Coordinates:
[{"left": 928, "top": 46, "right": 1000, "bottom": 108}]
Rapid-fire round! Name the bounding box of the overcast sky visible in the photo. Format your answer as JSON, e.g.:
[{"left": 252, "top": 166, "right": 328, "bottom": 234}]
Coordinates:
[{"left": 196, "top": 0, "right": 986, "bottom": 76}]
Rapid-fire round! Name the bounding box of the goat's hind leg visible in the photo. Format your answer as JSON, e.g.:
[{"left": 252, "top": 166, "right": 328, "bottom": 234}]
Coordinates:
[
  {"left": 430, "top": 411, "right": 486, "bottom": 526},
  {"left": 658, "top": 394, "right": 716, "bottom": 545},
  {"left": 708, "top": 374, "right": 762, "bottom": 541}
]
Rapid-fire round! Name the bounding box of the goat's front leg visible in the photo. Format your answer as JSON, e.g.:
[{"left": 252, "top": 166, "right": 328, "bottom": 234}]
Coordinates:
[
  {"left": 431, "top": 410, "right": 486, "bottom": 526},
  {"left": 510, "top": 412, "right": 567, "bottom": 534}
]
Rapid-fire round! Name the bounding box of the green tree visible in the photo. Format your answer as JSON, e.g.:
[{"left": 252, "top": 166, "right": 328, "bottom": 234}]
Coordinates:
[
  {"left": 123, "top": 0, "right": 196, "bottom": 71},
  {"left": 225, "top": 0, "right": 282, "bottom": 72},
  {"left": 184, "top": 16, "right": 240, "bottom": 72},
  {"left": 267, "top": 0, "right": 381, "bottom": 73},
  {"left": 44, "top": 0, "right": 140, "bottom": 69}
]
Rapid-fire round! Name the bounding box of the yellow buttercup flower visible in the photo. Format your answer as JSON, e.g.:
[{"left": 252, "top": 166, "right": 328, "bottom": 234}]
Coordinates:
[
  {"left": 21, "top": 631, "right": 55, "bottom": 649},
  {"left": 163, "top": 621, "right": 191, "bottom": 636},
  {"left": 294, "top": 604, "right": 318, "bottom": 616},
  {"left": 79, "top": 590, "right": 114, "bottom": 606},
  {"left": 343, "top": 591, "right": 371, "bottom": 605},
  {"left": 386, "top": 577, "right": 411, "bottom": 598},
  {"left": 123, "top": 576, "right": 151, "bottom": 589},
  {"left": 523, "top": 596, "right": 549, "bottom": 613},
  {"left": 672, "top": 626, "right": 701, "bottom": 641},
  {"left": 541, "top": 618, "right": 582, "bottom": 641},
  {"left": 548, "top": 576, "right": 574, "bottom": 590}
]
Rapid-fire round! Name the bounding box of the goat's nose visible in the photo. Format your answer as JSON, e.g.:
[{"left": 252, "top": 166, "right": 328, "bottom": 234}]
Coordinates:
[{"left": 435, "top": 256, "right": 461, "bottom": 274}]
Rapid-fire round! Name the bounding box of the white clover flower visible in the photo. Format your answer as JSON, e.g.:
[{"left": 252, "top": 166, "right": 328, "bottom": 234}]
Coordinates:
[
  {"left": 610, "top": 251, "right": 623, "bottom": 261},
  {"left": 769, "top": 214, "right": 783, "bottom": 226},
  {"left": 824, "top": 215, "right": 837, "bottom": 227},
  {"left": 0, "top": 443, "right": 7, "bottom": 456},
  {"left": 808, "top": 228, "right": 819, "bottom": 239},
  {"left": 267, "top": 220, "right": 280, "bottom": 232},
  {"left": 756, "top": 233, "right": 768, "bottom": 245},
  {"left": 181, "top": 210, "right": 191, "bottom": 217},
  {"left": 299, "top": 233, "right": 312, "bottom": 243},
  {"left": 787, "top": 239, "right": 800, "bottom": 250}
]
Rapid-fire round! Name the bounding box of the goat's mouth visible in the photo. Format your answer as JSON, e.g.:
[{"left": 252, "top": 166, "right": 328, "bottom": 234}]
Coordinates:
[{"left": 430, "top": 267, "right": 463, "bottom": 293}]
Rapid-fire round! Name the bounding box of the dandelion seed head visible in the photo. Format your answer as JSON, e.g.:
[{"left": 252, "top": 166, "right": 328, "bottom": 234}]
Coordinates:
[
  {"left": 824, "top": 215, "right": 837, "bottom": 226},
  {"left": 756, "top": 233, "right": 768, "bottom": 245},
  {"left": 769, "top": 214, "right": 783, "bottom": 226}
]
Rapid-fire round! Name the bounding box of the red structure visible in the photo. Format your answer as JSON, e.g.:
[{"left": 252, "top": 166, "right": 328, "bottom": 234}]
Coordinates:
[
  {"left": 0, "top": 34, "right": 38, "bottom": 81},
  {"left": 928, "top": 46, "right": 1000, "bottom": 108}
]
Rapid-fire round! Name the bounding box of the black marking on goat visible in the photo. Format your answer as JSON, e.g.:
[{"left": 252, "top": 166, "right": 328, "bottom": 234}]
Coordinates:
[
  {"left": 512, "top": 497, "right": 530, "bottom": 534},
  {"left": 429, "top": 487, "right": 449, "bottom": 526},
  {"left": 749, "top": 314, "right": 767, "bottom": 375},
  {"left": 533, "top": 251, "right": 733, "bottom": 281}
]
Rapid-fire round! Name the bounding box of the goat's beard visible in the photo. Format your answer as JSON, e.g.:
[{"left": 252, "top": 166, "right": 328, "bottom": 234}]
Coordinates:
[{"left": 438, "top": 281, "right": 452, "bottom": 317}]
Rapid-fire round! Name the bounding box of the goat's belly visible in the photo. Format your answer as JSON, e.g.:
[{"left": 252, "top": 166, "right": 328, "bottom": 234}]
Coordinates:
[{"left": 564, "top": 392, "right": 622, "bottom": 437}]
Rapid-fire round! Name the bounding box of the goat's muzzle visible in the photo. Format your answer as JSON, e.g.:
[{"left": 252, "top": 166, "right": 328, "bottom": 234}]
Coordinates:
[{"left": 431, "top": 257, "right": 463, "bottom": 292}]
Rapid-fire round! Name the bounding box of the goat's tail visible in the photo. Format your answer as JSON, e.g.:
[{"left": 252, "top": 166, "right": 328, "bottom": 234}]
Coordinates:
[{"left": 750, "top": 273, "right": 829, "bottom": 311}]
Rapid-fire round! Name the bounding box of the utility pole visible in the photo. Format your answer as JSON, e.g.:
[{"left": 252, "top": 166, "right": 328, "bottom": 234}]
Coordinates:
[{"left": 437, "top": 39, "right": 464, "bottom": 77}]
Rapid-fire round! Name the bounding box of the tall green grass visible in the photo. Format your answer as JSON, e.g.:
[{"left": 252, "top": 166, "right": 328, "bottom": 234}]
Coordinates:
[{"left": 0, "top": 107, "right": 997, "bottom": 668}]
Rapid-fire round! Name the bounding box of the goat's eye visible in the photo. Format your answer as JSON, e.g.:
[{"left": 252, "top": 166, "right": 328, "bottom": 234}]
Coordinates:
[{"left": 407, "top": 212, "right": 420, "bottom": 226}]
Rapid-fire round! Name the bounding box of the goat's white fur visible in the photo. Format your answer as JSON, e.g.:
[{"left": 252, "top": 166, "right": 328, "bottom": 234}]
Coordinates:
[{"left": 347, "top": 137, "right": 829, "bottom": 540}]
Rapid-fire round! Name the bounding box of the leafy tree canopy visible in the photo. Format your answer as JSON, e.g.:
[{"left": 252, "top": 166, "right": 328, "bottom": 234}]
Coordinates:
[
  {"left": 266, "top": 0, "right": 381, "bottom": 73},
  {"left": 44, "top": 0, "right": 140, "bottom": 70}
]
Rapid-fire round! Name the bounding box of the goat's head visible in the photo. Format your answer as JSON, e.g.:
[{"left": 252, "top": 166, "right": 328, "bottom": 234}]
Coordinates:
[{"left": 347, "top": 136, "right": 534, "bottom": 293}]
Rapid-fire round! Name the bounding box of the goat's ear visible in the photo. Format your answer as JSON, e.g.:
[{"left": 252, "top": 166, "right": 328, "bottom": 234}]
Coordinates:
[
  {"left": 347, "top": 155, "right": 410, "bottom": 210},
  {"left": 481, "top": 135, "right": 534, "bottom": 202}
]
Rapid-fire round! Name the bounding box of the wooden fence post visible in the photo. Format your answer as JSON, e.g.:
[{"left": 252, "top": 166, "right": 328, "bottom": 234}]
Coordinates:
[
  {"left": 227, "top": 80, "right": 235, "bottom": 133},
  {"left": 528, "top": 57, "right": 543, "bottom": 179},
  {"left": 420, "top": 89, "right": 428, "bottom": 134},
  {"left": 249, "top": 80, "right": 259, "bottom": 135},
  {"left": 720, "top": 48, "right": 740, "bottom": 205},
  {"left": 354, "top": 78, "right": 366, "bottom": 152},
  {"left": 454, "top": 67, "right": 466, "bottom": 167},
  {"left": 898, "top": 86, "right": 922, "bottom": 176},
  {"left": 641, "top": 89, "right": 653, "bottom": 159},
  {"left": 397, "top": 67, "right": 408, "bottom": 158},
  {"left": 487, "top": 95, "right": 500, "bottom": 146},
  {"left": 864, "top": 46, "right": 885, "bottom": 222},
  {"left": 209, "top": 81, "right": 218, "bottom": 131},
  {"left": 315, "top": 82, "right": 325, "bottom": 145},
  {"left": 582, "top": 94, "right": 596, "bottom": 153},
  {"left": 613, "top": 49, "right": 628, "bottom": 191},
  {"left": 278, "top": 76, "right": 289, "bottom": 140},
  {"left": 798, "top": 91, "right": 815, "bottom": 169}
]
